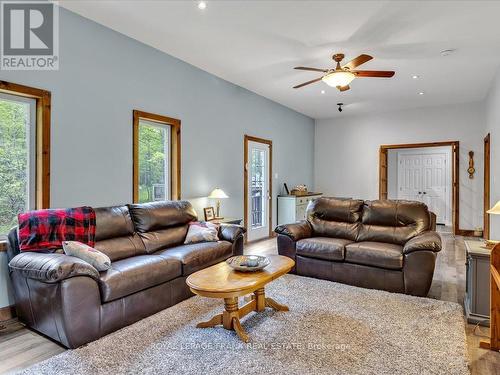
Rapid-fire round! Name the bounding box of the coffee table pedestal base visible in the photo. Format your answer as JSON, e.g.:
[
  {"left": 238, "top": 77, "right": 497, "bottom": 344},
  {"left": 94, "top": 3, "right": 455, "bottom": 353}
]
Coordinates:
[{"left": 196, "top": 287, "right": 289, "bottom": 342}]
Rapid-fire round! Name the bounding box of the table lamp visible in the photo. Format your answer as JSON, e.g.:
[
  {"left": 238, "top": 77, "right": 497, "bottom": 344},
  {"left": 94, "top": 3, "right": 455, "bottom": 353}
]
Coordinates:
[
  {"left": 208, "top": 188, "right": 228, "bottom": 219},
  {"left": 486, "top": 201, "right": 500, "bottom": 248}
]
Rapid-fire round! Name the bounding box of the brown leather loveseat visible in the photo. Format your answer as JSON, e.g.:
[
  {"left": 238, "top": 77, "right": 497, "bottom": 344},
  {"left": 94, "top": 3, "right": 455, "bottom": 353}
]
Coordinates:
[
  {"left": 275, "top": 198, "right": 441, "bottom": 297},
  {"left": 7, "top": 200, "right": 245, "bottom": 348}
]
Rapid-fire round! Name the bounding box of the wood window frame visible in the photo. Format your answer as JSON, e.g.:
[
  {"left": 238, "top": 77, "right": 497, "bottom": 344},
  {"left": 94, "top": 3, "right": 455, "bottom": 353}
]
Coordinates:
[
  {"left": 484, "top": 133, "right": 491, "bottom": 240},
  {"left": 243, "top": 135, "right": 273, "bottom": 241},
  {"left": 133, "top": 110, "right": 181, "bottom": 202},
  {"left": 0, "top": 81, "right": 51, "bottom": 209},
  {"left": 378, "top": 141, "right": 467, "bottom": 236},
  {"left": 0, "top": 81, "right": 51, "bottom": 251}
]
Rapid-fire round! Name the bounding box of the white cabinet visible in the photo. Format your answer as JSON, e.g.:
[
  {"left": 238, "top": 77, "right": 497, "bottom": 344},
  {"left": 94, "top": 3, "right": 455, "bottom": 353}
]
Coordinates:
[{"left": 277, "top": 194, "right": 322, "bottom": 225}]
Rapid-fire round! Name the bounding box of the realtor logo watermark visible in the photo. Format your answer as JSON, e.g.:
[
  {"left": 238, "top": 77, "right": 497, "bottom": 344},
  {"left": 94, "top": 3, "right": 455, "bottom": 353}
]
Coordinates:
[{"left": 1, "top": 1, "right": 59, "bottom": 70}]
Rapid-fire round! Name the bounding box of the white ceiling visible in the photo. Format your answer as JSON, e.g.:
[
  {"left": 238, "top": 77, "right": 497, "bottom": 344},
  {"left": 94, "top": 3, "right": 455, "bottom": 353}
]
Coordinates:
[{"left": 60, "top": 0, "right": 500, "bottom": 119}]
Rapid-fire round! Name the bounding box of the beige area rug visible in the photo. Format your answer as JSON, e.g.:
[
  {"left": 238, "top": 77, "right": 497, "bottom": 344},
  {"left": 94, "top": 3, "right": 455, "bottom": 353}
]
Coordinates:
[{"left": 19, "top": 275, "right": 469, "bottom": 375}]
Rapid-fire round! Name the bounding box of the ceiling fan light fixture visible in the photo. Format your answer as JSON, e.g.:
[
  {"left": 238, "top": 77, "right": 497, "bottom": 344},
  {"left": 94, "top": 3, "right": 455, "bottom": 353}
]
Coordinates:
[{"left": 321, "top": 71, "right": 355, "bottom": 88}]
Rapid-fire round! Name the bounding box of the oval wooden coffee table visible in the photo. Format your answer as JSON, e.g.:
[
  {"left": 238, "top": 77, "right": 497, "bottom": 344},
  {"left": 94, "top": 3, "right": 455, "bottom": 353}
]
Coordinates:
[{"left": 186, "top": 255, "right": 295, "bottom": 342}]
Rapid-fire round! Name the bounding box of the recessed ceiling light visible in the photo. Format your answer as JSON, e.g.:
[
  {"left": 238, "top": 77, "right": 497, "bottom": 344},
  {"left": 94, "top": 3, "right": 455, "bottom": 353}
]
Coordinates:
[
  {"left": 198, "top": 1, "right": 207, "bottom": 10},
  {"left": 440, "top": 49, "right": 456, "bottom": 57},
  {"left": 418, "top": 92, "right": 425, "bottom": 95},
  {"left": 321, "top": 90, "right": 325, "bottom": 94},
  {"left": 412, "top": 75, "right": 419, "bottom": 79}
]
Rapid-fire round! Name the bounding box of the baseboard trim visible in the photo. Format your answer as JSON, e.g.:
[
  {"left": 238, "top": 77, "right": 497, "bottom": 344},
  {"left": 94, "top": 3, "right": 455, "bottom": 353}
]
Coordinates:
[
  {"left": 0, "top": 304, "right": 16, "bottom": 321},
  {"left": 245, "top": 236, "right": 274, "bottom": 245}
]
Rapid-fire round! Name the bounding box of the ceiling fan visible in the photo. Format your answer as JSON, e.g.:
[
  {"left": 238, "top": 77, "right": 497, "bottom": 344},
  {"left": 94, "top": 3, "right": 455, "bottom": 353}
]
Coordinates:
[{"left": 293, "top": 53, "right": 395, "bottom": 91}]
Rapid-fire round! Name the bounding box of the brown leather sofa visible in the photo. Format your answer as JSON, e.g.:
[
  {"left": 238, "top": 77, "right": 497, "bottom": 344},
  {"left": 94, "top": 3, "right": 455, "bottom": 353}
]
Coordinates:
[
  {"left": 275, "top": 198, "right": 441, "bottom": 297},
  {"left": 6, "top": 201, "right": 245, "bottom": 348}
]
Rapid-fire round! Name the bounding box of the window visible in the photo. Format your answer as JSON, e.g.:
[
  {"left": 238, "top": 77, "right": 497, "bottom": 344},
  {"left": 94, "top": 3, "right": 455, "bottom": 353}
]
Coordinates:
[
  {"left": 133, "top": 110, "right": 180, "bottom": 203},
  {"left": 0, "top": 81, "right": 51, "bottom": 236}
]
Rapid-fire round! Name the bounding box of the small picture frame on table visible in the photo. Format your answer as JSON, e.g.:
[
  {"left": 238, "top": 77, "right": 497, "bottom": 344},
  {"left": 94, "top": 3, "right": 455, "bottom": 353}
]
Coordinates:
[{"left": 204, "top": 207, "right": 215, "bottom": 221}]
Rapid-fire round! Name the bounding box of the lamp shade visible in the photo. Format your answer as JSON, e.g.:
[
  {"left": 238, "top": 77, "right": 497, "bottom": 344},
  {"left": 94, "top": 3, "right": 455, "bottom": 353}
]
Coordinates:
[
  {"left": 487, "top": 200, "right": 500, "bottom": 215},
  {"left": 208, "top": 188, "right": 228, "bottom": 199},
  {"left": 321, "top": 71, "right": 356, "bottom": 88}
]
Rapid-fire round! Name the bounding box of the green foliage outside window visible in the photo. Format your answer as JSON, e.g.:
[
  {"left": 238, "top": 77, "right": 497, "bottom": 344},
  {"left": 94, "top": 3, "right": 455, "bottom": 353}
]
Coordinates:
[
  {"left": 138, "top": 122, "right": 169, "bottom": 203},
  {"left": 0, "top": 99, "right": 29, "bottom": 234}
]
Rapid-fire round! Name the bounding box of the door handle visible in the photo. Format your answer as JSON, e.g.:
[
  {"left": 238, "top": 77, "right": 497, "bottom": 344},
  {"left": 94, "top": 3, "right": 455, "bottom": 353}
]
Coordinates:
[
  {"left": 418, "top": 192, "right": 422, "bottom": 194},
  {"left": 423, "top": 192, "right": 427, "bottom": 195}
]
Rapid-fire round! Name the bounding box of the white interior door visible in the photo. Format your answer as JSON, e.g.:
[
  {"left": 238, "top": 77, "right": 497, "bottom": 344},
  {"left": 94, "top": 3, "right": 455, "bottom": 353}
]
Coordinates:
[
  {"left": 397, "top": 154, "right": 422, "bottom": 201},
  {"left": 247, "top": 140, "right": 270, "bottom": 241},
  {"left": 398, "top": 150, "right": 451, "bottom": 225},
  {"left": 421, "top": 153, "right": 448, "bottom": 223},
  {"left": 397, "top": 150, "right": 451, "bottom": 225}
]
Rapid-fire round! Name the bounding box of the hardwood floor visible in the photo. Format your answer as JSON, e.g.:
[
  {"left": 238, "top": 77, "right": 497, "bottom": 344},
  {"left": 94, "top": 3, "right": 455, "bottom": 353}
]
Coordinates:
[
  {"left": 1, "top": 232, "right": 499, "bottom": 374},
  {"left": 0, "top": 320, "right": 65, "bottom": 374}
]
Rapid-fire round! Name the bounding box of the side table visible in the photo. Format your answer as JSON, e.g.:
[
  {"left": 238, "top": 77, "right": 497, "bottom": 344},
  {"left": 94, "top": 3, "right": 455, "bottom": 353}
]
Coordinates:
[{"left": 465, "top": 240, "right": 490, "bottom": 326}]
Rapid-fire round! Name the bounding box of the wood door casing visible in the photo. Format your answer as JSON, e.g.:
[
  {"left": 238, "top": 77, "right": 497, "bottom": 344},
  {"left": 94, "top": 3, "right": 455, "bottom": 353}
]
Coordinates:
[
  {"left": 379, "top": 148, "right": 388, "bottom": 199},
  {"left": 484, "top": 133, "right": 491, "bottom": 240},
  {"left": 379, "top": 141, "right": 462, "bottom": 235}
]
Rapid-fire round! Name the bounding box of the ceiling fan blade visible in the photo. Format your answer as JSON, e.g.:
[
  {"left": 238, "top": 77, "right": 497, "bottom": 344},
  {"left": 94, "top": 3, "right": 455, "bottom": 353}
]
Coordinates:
[
  {"left": 294, "top": 66, "right": 329, "bottom": 72},
  {"left": 337, "top": 85, "right": 350, "bottom": 92},
  {"left": 293, "top": 77, "right": 323, "bottom": 89},
  {"left": 342, "top": 54, "right": 373, "bottom": 70},
  {"left": 353, "top": 70, "right": 395, "bottom": 78}
]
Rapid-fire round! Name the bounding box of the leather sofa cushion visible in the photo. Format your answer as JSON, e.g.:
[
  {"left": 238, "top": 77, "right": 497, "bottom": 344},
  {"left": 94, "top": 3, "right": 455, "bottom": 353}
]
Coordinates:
[
  {"left": 95, "top": 206, "right": 135, "bottom": 240},
  {"left": 127, "top": 201, "right": 197, "bottom": 253},
  {"left": 345, "top": 241, "right": 403, "bottom": 270},
  {"left": 94, "top": 234, "right": 146, "bottom": 262},
  {"left": 128, "top": 201, "right": 197, "bottom": 233},
  {"left": 357, "top": 200, "right": 431, "bottom": 245},
  {"left": 307, "top": 198, "right": 364, "bottom": 241},
  {"left": 94, "top": 206, "right": 146, "bottom": 261},
  {"left": 98, "top": 255, "right": 182, "bottom": 302},
  {"left": 155, "top": 241, "right": 232, "bottom": 275},
  {"left": 138, "top": 226, "right": 189, "bottom": 253},
  {"left": 296, "top": 237, "right": 352, "bottom": 261}
]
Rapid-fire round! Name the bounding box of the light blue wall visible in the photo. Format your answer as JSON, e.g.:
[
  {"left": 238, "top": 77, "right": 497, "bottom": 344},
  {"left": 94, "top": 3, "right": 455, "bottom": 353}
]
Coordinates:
[
  {"left": 486, "top": 68, "right": 500, "bottom": 239},
  {"left": 0, "top": 253, "right": 14, "bottom": 307},
  {"left": 0, "top": 9, "right": 314, "bottom": 308}
]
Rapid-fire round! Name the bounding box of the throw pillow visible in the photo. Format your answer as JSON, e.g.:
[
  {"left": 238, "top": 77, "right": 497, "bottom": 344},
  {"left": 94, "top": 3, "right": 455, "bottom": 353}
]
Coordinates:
[
  {"left": 184, "top": 221, "right": 219, "bottom": 244},
  {"left": 62, "top": 241, "right": 111, "bottom": 271}
]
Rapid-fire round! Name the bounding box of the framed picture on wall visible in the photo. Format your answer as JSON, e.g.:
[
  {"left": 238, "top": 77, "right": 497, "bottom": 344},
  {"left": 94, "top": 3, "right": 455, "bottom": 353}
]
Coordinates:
[{"left": 204, "top": 207, "right": 215, "bottom": 221}]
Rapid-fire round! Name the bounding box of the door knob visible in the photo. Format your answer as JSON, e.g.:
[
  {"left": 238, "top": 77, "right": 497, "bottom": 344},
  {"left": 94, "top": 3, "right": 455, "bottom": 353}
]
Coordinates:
[
  {"left": 423, "top": 192, "right": 427, "bottom": 194},
  {"left": 418, "top": 192, "right": 422, "bottom": 194}
]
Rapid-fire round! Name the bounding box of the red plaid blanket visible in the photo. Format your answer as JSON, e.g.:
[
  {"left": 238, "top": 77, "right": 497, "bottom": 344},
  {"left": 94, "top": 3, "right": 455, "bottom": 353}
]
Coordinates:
[{"left": 18, "top": 206, "right": 96, "bottom": 252}]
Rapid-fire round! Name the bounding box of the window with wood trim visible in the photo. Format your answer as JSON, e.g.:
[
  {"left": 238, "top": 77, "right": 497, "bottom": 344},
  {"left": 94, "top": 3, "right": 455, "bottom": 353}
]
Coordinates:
[
  {"left": 0, "top": 81, "right": 50, "bottom": 235},
  {"left": 133, "top": 110, "right": 181, "bottom": 202}
]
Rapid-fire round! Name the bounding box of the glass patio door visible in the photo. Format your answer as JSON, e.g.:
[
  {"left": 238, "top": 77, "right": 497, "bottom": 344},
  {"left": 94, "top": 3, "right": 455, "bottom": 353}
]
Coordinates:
[{"left": 246, "top": 140, "right": 270, "bottom": 241}]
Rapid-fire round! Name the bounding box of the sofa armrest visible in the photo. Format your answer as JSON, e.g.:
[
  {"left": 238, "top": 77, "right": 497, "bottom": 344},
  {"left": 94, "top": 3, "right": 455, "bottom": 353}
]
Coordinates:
[
  {"left": 274, "top": 221, "right": 312, "bottom": 241},
  {"left": 9, "top": 252, "right": 100, "bottom": 283},
  {"left": 429, "top": 212, "right": 437, "bottom": 231},
  {"left": 219, "top": 224, "right": 246, "bottom": 243},
  {"left": 403, "top": 231, "right": 441, "bottom": 255}
]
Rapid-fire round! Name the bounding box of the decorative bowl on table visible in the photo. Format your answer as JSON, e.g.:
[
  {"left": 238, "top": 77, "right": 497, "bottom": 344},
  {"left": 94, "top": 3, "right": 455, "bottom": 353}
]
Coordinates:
[{"left": 226, "top": 255, "right": 270, "bottom": 272}]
